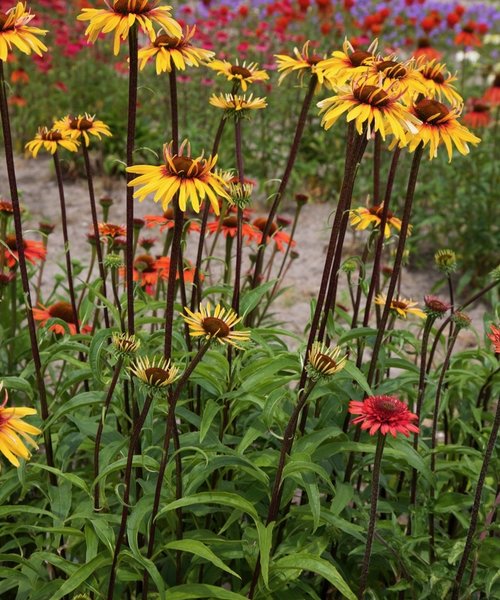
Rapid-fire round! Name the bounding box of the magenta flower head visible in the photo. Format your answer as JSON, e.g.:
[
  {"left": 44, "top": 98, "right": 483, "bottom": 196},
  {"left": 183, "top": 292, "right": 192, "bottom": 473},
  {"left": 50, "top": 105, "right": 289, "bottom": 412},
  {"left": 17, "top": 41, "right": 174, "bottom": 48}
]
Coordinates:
[{"left": 349, "top": 395, "right": 419, "bottom": 437}]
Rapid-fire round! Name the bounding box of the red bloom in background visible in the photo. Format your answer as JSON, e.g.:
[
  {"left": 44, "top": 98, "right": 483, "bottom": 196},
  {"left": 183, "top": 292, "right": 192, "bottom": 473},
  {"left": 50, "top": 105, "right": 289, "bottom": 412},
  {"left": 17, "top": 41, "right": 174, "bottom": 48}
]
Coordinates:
[
  {"left": 349, "top": 395, "right": 419, "bottom": 437},
  {"left": 144, "top": 209, "right": 200, "bottom": 233},
  {"left": 253, "top": 217, "right": 296, "bottom": 253},
  {"left": 32, "top": 301, "right": 90, "bottom": 336},
  {"left": 487, "top": 324, "right": 500, "bottom": 353},
  {"left": 463, "top": 99, "right": 490, "bottom": 129},
  {"left": 207, "top": 215, "right": 258, "bottom": 243},
  {"left": 482, "top": 74, "right": 500, "bottom": 106},
  {"left": 412, "top": 37, "right": 442, "bottom": 62},
  {"left": 4, "top": 234, "right": 46, "bottom": 268},
  {"left": 455, "top": 22, "right": 481, "bottom": 46}
]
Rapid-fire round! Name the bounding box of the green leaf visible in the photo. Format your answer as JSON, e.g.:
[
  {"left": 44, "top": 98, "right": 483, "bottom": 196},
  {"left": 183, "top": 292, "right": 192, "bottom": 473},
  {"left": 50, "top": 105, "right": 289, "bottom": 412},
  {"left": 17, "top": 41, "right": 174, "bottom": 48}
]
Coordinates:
[
  {"left": 47, "top": 554, "right": 111, "bottom": 600},
  {"left": 199, "top": 399, "right": 220, "bottom": 443},
  {"left": 164, "top": 539, "right": 240, "bottom": 579},
  {"left": 88, "top": 329, "right": 112, "bottom": 385},
  {"left": 0, "top": 376, "right": 33, "bottom": 399},
  {"left": 341, "top": 361, "right": 372, "bottom": 397},
  {"left": 166, "top": 584, "right": 248, "bottom": 600},
  {"left": 273, "top": 553, "right": 356, "bottom": 600},
  {"left": 256, "top": 521, "right": 274, "bottom": 588},
  {"left": 157, "top": 492, "right": 260, "bottom": 526},
  {"left": 240, "top": 280, "right": 277, "bottom": 316}
]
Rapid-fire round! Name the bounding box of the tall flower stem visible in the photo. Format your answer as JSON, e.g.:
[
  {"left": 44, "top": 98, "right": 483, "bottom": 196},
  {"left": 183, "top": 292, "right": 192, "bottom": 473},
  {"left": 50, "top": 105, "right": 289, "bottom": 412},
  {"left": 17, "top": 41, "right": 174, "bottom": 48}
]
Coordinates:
[
  {"left": 142, "top": 340, "right": 211, "bottom": 597},
  {"left": 107, "top": 390, "right": 155, "bottom": 600},
  {"left": 250, "top": 74, "right": 317, "bottom": 296},
  {"left": 52, "top": 151, "right": 80, "bottom": 335},
  {"left": 82, "top": 143, "right": 110, "bottom": 328},
  {"left": 373, "top": 132, "right": 381, "bottom": 204},
  {"left": 190, "top": 116, "right": 227, "bottom": 310},
  {"left": 163, "top": 66, "right": 183, "bottom": 360},
  {"left": 247, "top": 381, "right": 316, "bottom": 598},
  {"left": 125, "top": 25, "right": 139, "bottom": 335},
  {"left": 407, "top": 315, "right": 436, "bottom": 535},
  {"left": 428, "top": 324, "right": 461, "bottom": 562},
  {"left": 358, "top": 432, "right": 386, "bottom": 599},
  {"left": 94, "top": 357, "right": 123, "bottom": 511},
  {"left": 232, "top": 117, "right": 244, "bottom": 313},
  {"left": 344, "top": 145, "right": 423, "bottom": 484},
  {"left": 366, "top": 144, "right": 423, "bottom": 387},
  {"left": 451, "top": 393, "right": 500, "bottom": 599},
  {"left": 0, "top": 60, "right": 56, "bottom": 482}
]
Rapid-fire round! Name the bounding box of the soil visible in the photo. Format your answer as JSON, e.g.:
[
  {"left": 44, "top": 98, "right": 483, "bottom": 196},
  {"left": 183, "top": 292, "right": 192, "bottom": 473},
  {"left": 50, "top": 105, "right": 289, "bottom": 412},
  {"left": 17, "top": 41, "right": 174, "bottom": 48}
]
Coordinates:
[{"left": 2, "top": 152, "right": 488, "bottom": 353}]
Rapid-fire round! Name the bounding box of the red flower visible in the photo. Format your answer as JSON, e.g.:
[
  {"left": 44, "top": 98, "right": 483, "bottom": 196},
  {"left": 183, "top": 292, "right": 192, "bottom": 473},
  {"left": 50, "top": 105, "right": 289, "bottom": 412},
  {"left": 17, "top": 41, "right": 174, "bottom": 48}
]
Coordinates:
[
  {"left": 4, "top": 235, "right": 46, "bottom": 269},
  {"left": 207, "top": 215, "right": 258, "bottom": 244},
  {"left": 144, "top": 209, "right": 200, "bottom": 233},
  {"left": 487, "top": 324, "right": 500, "bottom": 354},
  {"left": 463, "top": 100, "right": 490, "bottom": 129},
  {"left": 349, "top": 395, "right": 419, "bottom": 437},
  {"left": 455, "top": 23, "right": 481, "bottom": 47},
  {"left": 482, "top": 75, "right": 500, "bottom": 106},
  {"left": 412, "top": 37, "right": 442, "bottom": 62},
  {"left": 252, "top": 217, "right": 296, "bottom": 253},
  {"left": 32, "top": 301, "right": 90, "bottom": 336}
]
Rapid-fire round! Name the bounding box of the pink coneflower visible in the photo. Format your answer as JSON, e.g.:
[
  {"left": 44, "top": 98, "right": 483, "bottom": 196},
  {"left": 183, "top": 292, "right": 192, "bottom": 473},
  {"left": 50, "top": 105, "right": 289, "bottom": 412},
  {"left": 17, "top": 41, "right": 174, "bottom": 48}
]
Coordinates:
[
  {"left": 349, "top": 395, "right": 419, "bottom": 437},
  {"left": 487, "top": 324, "right": 500, "bottom": 354}
]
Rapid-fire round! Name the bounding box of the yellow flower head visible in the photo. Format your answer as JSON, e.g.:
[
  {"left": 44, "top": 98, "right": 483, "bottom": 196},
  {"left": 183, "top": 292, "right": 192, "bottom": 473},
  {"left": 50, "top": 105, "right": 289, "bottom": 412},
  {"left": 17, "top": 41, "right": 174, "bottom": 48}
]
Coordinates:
[
  {"left": 127, "top": 140, "right": 229, "bottom": 214},
  {"left": 112, "top": 332, "right": 141, "bottom": 356},
  {"left": 77, "top": 0, "right": 182, "bottom": 56},
  {"left": 182, "top": 302, "right": 250, "bottom": 348},
  {"left": 0, "top": 382, "right": 41, "bottom": 468},
  {"left": 409, "top": 98, "right": 481, "bottom": 161},
  {"left": 275, "top": 41, "right": 332, "bottom": 90},
  {"left": 53, "top": 113, "right": 112, "bottom": 147},
  {"left": 207, "top": 58, "right": 269, "bottom": 92},
  {"left": 306, "top": 341, "right": 347, "bottom": 381},
  {"left": 318, "top": 38, "right": 377, "bottom": 87},
  {"left": 350, "top": 203, "right": 405, "bottom": 239},
  {"left": 375, "top": 294, "right": 426, "bottom": 319},
  {"left": 25, "top": 127, "right": 80, "bottom": 158},
  {"left": 209, "top": 93, "right": 267, "bottom": 117},
  {"left": 138, "top": 25, "right": 214, "bottom": 73},
  {"left": 366, "top": 56, "right": 428, "bottom": 104},
  {"left": 318, "top": 80, "right": 421, "bottom": 142},
  {"left": 0, "top": 2, "right": 47, "bottom": 61},
  {"left": 418, "top": 58, "right": 462, "bottom": 104},
  {"left": 130, "top": 355, "right": 179, "bottom": 388}
]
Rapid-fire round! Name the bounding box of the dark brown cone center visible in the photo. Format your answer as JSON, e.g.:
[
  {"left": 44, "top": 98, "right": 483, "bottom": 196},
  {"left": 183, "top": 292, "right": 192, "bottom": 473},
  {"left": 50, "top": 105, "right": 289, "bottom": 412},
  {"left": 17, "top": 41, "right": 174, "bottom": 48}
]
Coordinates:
[
  {"left": 203, "top": 316, "right": 230, "bottom": 338},
  {"left": 349, "top": 50, "right": 372, "bottom": 67},
  {"left": 423, "top": 67, "right": 445, "bottom": 84},
  {"left": 377, "top": 60, "right": 407, "bottom": 79},
  {"left": 230, "top": 65, "right": 252, "bottom": 78},
  {"left": 42, "top": 130, "right": 63, "bottom": 141},
  {"left": 370, "top": 204, "right": 394, "bottom": 219},
  {"left": 471, "top": 103, "right": 489, "bottom": 113},
  {"left": 5, "top": 234, "right": 18, "bottom": 250},
  {"left": 417, "top": 37, "right": 431, "bottom": 48},
  {"left": 253, "top": 218, "right": 277, "bottom": 235},
  {"left": 378, "top": 399, "right": 399, "bottom": 414},
  {"left": 426, "top": 299, "right": 448, "bottom": 313},
  {"left": 70, "top": 117, "right": 93, "bottom": 130},
  {"left": 392, "top": 300, "right": 408, "bottom": 310},
  {"left": 0, "top": 12, "right": 9, "bottom": 30},
  {"left": 316, "top": 353, "right": 337, "bottom": 371},
  {"left": 493, "top": 74, "right": 500, "bottom": 88},
  {"left": 307, "top": 54, "right": 323, "bottom": 65},
  {"left": 113, "top": 0, "right": 154, "bottom": 14},
  {"left": 144, "top": 367, "right": 170, "bottom": 385},
  {"left": 222, "top": 216, "right": 238, "bottom": 228},
  {"left": 462, "top": 25, "right": 474, "bottom": 34},
  {"left": 154, "top": 34, "right": 181, "bottom": 48},
  {"left": 134, "top": 254, "right": 155, "bottom": 272},
  {"left": 354, "top": 85, "right": 390, "bottom": 106},
  {"left": 172, "top": 156, "right": 200, "bottom": 178},
  {"left": 49, "top": 301, "right": 75, "bottom": 323},
  {"left": 414, "top": 98, "right": 449, "bottom": 122}
]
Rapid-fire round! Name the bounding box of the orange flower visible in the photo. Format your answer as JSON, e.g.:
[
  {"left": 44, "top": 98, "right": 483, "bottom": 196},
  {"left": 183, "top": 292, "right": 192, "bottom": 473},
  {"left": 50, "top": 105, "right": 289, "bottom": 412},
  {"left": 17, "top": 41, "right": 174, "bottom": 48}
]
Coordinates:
[
  {"left": 10, "top": 68, "right": 29, "bottom": 83},
  {"left": 144, "top": 208, "right": 200, "bottom": 233},
  {"left": 463, "top": 100, "right": 490, "bottom": 129},
  {"left": 32, "top": 301, "right": 90, "bottom": 336},
  {"left": 482, "top": 74, "right": 500, "bottom": 106},
  {"left": 98, "top": 222, "right": 126, "bottom": 238},
  {"left": 487, "top": 324, "right": 500, "bottom": 354},
  {"left": 412, "top": 37, "right": 442, "bottom": 62},
  {"left": 207, "top": 215, "right": 258, "bottom": 244},
  {"left": 4, "top": 234, "right": 46, "bottom": 268},
  {"left": 252, "top": 217, "right": 295, "bottom": 253},
  {"left": 454, "top": 23, "right": 481, "bottom": 47}
]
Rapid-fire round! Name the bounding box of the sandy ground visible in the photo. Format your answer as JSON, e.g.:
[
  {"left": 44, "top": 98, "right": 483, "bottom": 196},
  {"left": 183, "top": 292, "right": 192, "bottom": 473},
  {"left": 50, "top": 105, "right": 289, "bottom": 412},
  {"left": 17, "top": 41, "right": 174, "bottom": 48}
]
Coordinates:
[{"left": 2, "top": 152, "right": 487, "bottom": 351}]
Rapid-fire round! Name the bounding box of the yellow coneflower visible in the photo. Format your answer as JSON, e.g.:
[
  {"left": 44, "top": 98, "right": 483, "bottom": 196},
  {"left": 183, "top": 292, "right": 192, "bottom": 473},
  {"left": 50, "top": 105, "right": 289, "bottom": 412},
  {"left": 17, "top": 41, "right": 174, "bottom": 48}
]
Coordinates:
[
  {"left": 318, "top": 80, "right": 420, "bottom": 142},
  {"left": 375, "top": 294, "right": 426, "bottom": 319},
  {"left": 53, "top": 114, "right": 112, "bottom": 147},
  {"left": 25, "top": 127, "right": 79, "bottom": 158},
  {"left": 127, "top": 140, "right": 229, "bottom": 214},
  {"left": 209, "top": 93, "right": 267, "bottom": 117},
  {"left": 0, "top": 382, "right": 41, "bottom": 468},
  {"left": 434, "top": 248, "right": 457, "bottom": 274},
  {"left": 349, "top": 203, "right": 405, "bottom": 239},
  {"left": 366, "top": 56, "right": 427, "bottom": 103},
  {"left": 138, "top": 25, "right": 214, "bottom": 73},
  {"left": 418, "top": 59, "right": 463, "bottom": 104},
  {"left": 77, "top": 0, "right": 181, "bottom": 56},
  {"left": 0, "top": 2, "right": 47, "bottom": 61},
  {"left": 207, "top": 58, "right": 269, "bottom": 92},
  {"left": 275, "top": 40, "right": 333, "bottom": 89},
  {"left": 130, "top": 355, "right": 179, "bottom": 388},
  {"left": 318, "top": 38, "right": 377, "bottom": 86},
  {"left": 409, "top": 99, "right": 481, "bottom": 161},
  {"left": 112, "top": 332, "right": 141, "bottom": 356},
  {"left": 306, "top": 341, "right": 347, "bottom": 381},
  {"left": 182, "top": 302, "right": 250, "bottom": 348}
]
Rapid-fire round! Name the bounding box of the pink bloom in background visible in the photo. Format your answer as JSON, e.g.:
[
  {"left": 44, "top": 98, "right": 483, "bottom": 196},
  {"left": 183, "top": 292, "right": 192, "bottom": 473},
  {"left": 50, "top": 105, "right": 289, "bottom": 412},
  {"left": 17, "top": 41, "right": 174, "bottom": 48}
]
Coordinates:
[{"left": 349, "top": 395, "right": 419, "bottom": 437}]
